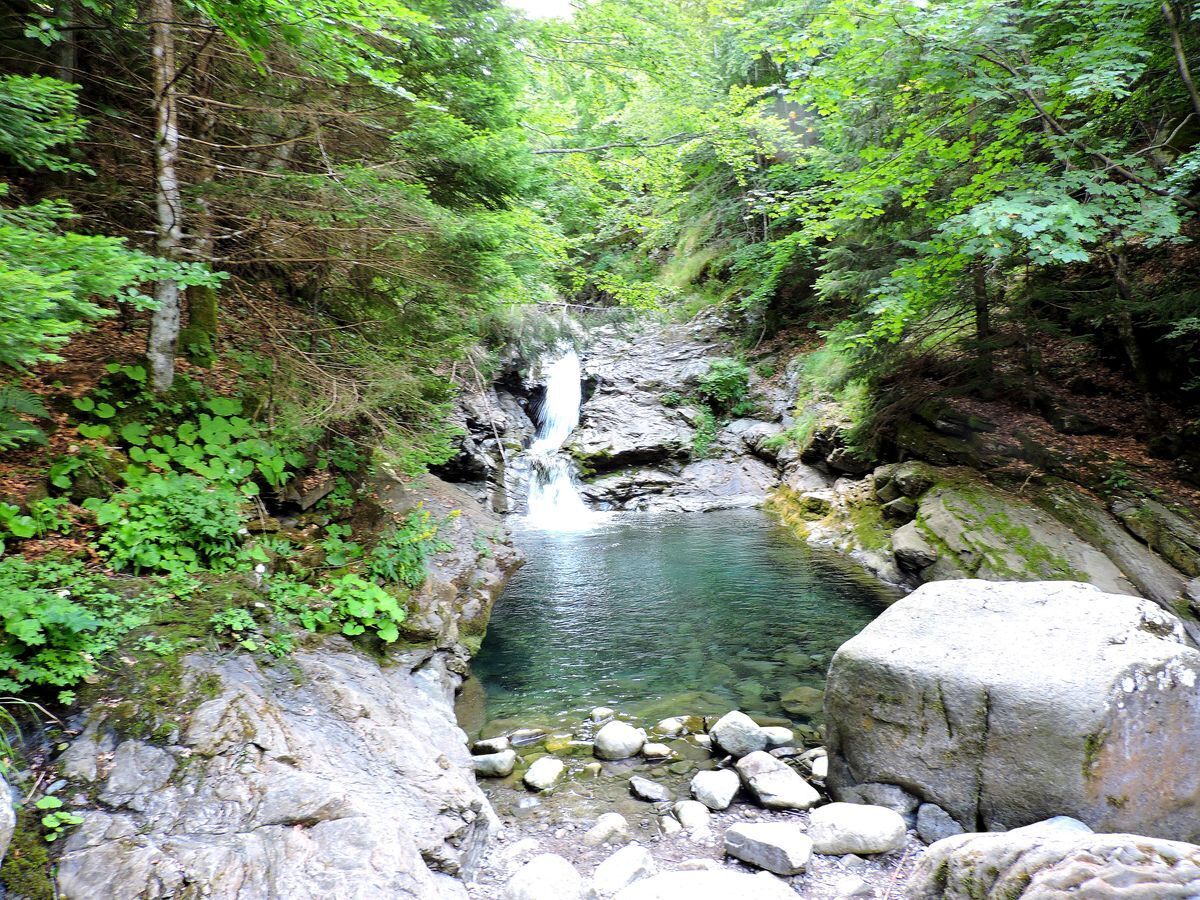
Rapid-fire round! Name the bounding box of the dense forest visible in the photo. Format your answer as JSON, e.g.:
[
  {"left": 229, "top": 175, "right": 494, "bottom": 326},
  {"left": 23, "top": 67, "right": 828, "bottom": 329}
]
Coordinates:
[{"left": 2, "top": 0, "right": 1200, "bottom": 885}]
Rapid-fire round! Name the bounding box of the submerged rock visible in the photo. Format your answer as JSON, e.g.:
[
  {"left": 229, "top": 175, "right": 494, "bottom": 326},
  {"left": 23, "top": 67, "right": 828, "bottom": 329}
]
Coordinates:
[
  {"left": 908, "top": 818, "right": 1200, "bottom": 899},
  {"left": 825, "top": 579, "right": 1200, "bottom": 840},
  {"left": 629, "top": 775, "right": 671, "bottom": 803},
  {"left": 808, "top": 803, "right": 907, "bottom": 856}
]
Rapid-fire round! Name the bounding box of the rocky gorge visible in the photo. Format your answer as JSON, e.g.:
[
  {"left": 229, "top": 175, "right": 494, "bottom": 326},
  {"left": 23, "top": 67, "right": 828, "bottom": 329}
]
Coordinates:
[{"left": 12, "top": 315, "right": 1200, "bottom": 899}]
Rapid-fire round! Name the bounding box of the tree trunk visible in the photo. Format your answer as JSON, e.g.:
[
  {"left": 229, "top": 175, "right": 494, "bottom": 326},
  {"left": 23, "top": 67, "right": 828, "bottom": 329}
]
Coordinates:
[
  {"left": 1163, "top": 2, "right": 1200, "bottom": 119},
  {"left": 147, "top": 0, "right": 183, "bottom": 392},
  {"left": 182, "top": 30, "right": 218, "bottom": 366},
  {"left": 54, "top": 0, "right": 77, "bottom": 83},
  {"left": 1110, "top": 249, "right": 1154, "bottom": 398},
  {"left": 972, "top": 260, "right": 994, "bottom": 382}
]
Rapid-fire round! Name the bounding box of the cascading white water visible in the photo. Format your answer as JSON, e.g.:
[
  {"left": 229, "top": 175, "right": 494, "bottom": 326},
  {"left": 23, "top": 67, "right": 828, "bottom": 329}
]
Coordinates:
[{"left": 523, "top": 349, "right": 605, "bottom": 531}]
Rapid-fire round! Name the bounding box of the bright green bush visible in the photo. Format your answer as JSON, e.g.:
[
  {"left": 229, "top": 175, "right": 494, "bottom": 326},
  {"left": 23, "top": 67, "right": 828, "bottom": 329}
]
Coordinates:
[
  {"left": 84, "top": 473, "right": 246, "bottom": 574},
  {"left": 0, "top": 558, "right": 110, "bottom": 700},
  {"left": 366, "top": 507, "right": 451, "bottom": 588},
  {"left": 697, "top": 357, "right": 750, "bottom": 414}
]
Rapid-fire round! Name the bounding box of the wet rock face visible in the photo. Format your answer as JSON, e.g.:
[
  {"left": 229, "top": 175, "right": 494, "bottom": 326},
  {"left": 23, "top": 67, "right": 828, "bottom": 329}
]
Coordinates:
[
  {"left": 57, "top": 646, "right": 494, "bottom": 899},
  {"left": 825, "top": 580, "right": 1200, "bottom": 841},
  {"left": 55, "top": 471, "right": 523, "bottom": 900},
  {"left": 908, "top": 818, "right": 1200, "bottom": 899}
]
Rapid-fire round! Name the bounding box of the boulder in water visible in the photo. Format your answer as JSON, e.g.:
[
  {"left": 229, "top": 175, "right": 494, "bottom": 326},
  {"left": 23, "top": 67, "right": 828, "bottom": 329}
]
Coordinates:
[
  {"left": 825, "top": 580, "right": 1200, "bottom": 840},
  {"left": 594, "top": 721, "right": 646, "bottom": 760},
  {"left": 630, "top": 775, "right": 671, "bottom": 803},
  {"left": 709, "top": 711, "right": 767, "bottom": 758},
  {"left": 523, "top": 756, "right": 564, "bottom": 792},
  {"left": 474, "top": 750, "right": 517, "bottom": 778}
]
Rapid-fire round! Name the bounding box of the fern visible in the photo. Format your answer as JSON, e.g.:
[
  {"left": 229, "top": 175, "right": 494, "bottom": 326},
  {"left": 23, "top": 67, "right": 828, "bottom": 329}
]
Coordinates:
[{"left": 0, "top": 385, "right": 50, "bottom": 450}]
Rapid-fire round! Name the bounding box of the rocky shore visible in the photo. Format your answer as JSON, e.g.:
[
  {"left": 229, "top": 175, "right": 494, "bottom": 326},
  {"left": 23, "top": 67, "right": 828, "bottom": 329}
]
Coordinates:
[
  {"left": 465, "top": 578, "right": 1200, "bottom": 899},
  {"left": 43, "top": 472, "right": 523, "bottom": 899}
]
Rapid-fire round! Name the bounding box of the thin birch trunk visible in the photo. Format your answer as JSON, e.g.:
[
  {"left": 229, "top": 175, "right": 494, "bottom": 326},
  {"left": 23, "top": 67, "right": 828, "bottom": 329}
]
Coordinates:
[{"left": 147, "top": 0, "right": 183, "bottom": 392}]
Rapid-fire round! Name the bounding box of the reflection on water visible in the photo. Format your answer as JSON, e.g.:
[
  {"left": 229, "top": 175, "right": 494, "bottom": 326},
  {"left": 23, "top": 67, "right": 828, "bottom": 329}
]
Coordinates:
[{"left": 471, "top": 508, "right": 894, "bottom": 729}]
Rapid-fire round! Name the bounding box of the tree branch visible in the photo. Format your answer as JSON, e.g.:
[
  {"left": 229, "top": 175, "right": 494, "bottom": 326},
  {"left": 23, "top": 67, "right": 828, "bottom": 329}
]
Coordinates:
[{"left": 533, "top": 131, "right": 711, "bottom": 155}]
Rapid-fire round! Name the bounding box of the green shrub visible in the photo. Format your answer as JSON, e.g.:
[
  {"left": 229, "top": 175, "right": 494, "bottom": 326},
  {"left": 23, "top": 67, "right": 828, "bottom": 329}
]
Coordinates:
[
  {"left": 84, "top": 473, "right": 245, "bottom": 574},
  {"left": 691, "top": 406, "right": 717, "bottom": 458},
  {"left": 660, "top": 390, "right": 682, "bottom": 407},
  {"left": 0, "top": 384, "right": 50, "bottom": 450},
  {"left": 0, "top": 558, "right": 111, "bottom": 701},
  {"left": 366, "top": 507, "right": 451, "bottom": 588},
  {"left": 328, "top": 574, "right": 407, "bottom": 643},
  {"left": 698, "top": 357, "right": 750, "bottom": 413}
]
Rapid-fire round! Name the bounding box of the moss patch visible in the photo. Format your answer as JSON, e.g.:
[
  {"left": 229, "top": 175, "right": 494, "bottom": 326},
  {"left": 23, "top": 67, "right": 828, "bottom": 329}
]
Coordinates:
[{"left": 1, "top": 809, "right": 55, "bottom": 900}]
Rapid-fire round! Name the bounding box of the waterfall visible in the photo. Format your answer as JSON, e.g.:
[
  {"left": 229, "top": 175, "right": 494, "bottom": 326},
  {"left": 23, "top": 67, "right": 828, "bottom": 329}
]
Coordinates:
[{"left": 522, "top": 349, "right": 605, "bottom": 531}]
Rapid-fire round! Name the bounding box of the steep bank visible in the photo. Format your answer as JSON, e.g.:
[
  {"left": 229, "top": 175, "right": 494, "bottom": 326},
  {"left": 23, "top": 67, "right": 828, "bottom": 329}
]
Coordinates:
[{"left": 49, "top": 473, "right": 522, "bottom": 899}]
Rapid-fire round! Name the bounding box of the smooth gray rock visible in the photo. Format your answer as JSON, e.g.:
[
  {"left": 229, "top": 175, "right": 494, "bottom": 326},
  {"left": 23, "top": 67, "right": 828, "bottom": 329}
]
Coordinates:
[
  {"left": 614, "top": 869, "right": 798, "bottom": 900},
  {"left": 629, "top": 776, "right": 671, "bottom": 803},
  {"left": 917, "top": 803, "right": 965, "bottom": 844},
  {"left": 735, "top": 751, "right": 820, "bottom": 810},
  {"left": 724, "top": 822, "right": 812, "bottom": 875},
  {"left": 0, "top": 774, "right": 13, "bottom": 860},
  {"left": 908, "top": 819, "right": 1200, "bottom": 899},
  {"left": 474, "top": 750, "right": 517, "bottom": 778},
  {"left": 690, "top": 769, "right": 740, "bottom": 811},
  {"left": 594, "top": 721, "right": 646, "bottom": 760},
  {"left": 504, "top": 853, "right": 587, "bottom": 900},
  {"left": 841, "top": 783, "right": 919, "bottom": 826},
  {"left": 584, "top": 812, "right": 632, "bottom": 847},
  {"left": 593, "top": 844, "right": 656, "bottom": 897},
  {"left": 809, "top": 803, "right": 907, "bottom": 855},
  {"left": 825, "top": 580, "right": 1200, "bottom": 841},
  {"left": 523, "top": 757, "right": 565, "bottom": 792},
  {"left": 891, "top": 521, "right": 937, "bottom": 572},
  {"left": 671, "top": 800, "right": 711, "bottom": 833},
  {"left": 709, "top": 711, "right": 767, "bottom": 758},
  {"left": 473, "top": 736, "right": 511, "bottom": 755},
  {"left": 760, "top": 726, "right": 794, "bottom": 749}
]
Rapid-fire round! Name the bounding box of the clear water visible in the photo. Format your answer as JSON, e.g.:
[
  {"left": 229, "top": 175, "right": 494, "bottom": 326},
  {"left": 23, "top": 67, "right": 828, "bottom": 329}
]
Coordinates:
[{"left": 472, "top": 509, "right": 895, "bottom": 730}]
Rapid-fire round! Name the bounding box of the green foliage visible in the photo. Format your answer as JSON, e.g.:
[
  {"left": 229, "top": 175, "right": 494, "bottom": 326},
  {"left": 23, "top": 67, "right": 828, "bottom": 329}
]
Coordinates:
[
  {"left": 34, "top": 795, "right": 82, "bottom": 842},
  {"left": 660, "top": 391, "right": 682, "bottom": 408},
  {"left": 0, "top": 558, "right": 113, "bottom": 701},
  {"left": 0, "top": 76, "right": 218, "bottom": 372},
  {"left": 697, "top": 357, "right": 751, "bottom": 414},
  {"left": 328, "top": 574, "right": 407, "bottom": 643},
  {"left": 84, "top": 473, "right": 246, "bottom": 574},
  {"left": 365, "top": 507, "right": 451, "bottom": 588},
  {"left": 0, "top": 384, "right": 51, "bottom": 450},
  {"left": 691, "top": 406, "right": 717, "bottom": 459}
]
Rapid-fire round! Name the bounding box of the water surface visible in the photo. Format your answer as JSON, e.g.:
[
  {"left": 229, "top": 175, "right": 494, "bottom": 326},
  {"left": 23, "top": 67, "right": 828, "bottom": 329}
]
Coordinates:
[{"left": 471, "top": 509, "right": 893, "bottom": 730}]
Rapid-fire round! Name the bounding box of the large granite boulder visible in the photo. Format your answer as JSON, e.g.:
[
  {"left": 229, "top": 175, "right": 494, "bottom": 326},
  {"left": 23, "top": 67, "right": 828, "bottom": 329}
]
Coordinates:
[
  {"left": 825, "top": 580, "right": 1200, "bottom": 841},
  {"left": 908, "top": 817, "right": 1200, "bottom": 899}
]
